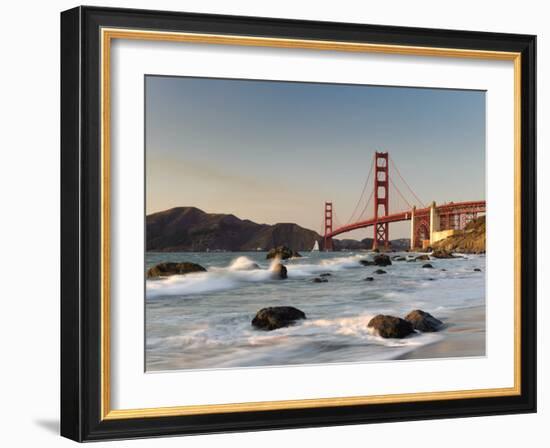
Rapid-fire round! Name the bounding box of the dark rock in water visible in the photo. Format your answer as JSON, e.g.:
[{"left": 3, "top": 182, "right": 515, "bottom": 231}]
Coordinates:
[
  {"left": 359, "top": 259, "right": 375, "bottom": 266},
  {"left": 441, "top": 268, "right": 447, "bottom": 271},
  {"left": 373, "top": 248, "right": 380, "bottom": 253},
  {"left": 474, "top": 268, "right": 482, "bottom": 272},
  {"left": 367, "top": 315, "right": 414, "bottom": 338},
  {"left": 320, "top": 273, "right": 332, "bottom": 277},
  {"left": 252, "top": 306, "right": 306, "bottom": 331},
  {"left": 364, "top": 277, "right": 374, "bottom": 282},
  {"left": 427, "top": 278, "right": 435, "bottom": 281},
  {"left": 146, "top": 262, "right": 206, "bottom": 278},
  {"left": 272, "top": 263, "right": 288, "bottom": 279},
  {"left": 422, "top": 263, "right": 434, "bottom": 269},
  {"left": 266, "top": 246, "right": 301, "bottom": 260},
  {"left": 431, "top": 249, "right": 456, "bottom": 259},
  {"left": 374, "top": 254, "right": 392, "bottom": 266},
  {"left": 393, "top": 256, "right": 406, "bottom": 261},
  {"left": 374, "top": 269, "right": 387, "bottom": 274},
  {"left": 415, "top": 254, "right": 430, "bottom": 261},
  {"left": 405, "top": 309, "right": 443, "bottom": 332},
  {"left": 312, "top": 277, "right": 328, "bottom": 283},
  {"left": 407, "top": 258, "right": 416, "bottom": 262}
]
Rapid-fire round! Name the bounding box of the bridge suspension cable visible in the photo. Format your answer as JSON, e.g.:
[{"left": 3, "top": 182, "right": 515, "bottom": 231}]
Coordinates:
[
  {"left": 333, "top": 211, "right": 344, "bottom": 229},
  {"left": 345, "top": 155, "right": 375, "bottom": 225},
  {"left": 356, "top": 188, "right": 375, "bottom": 223},
  {"left": 389, "top": 177, "right": 413, "bottom": 212},
  {"left": 389, "top": 155, "right": 425, "bottom": 208}
]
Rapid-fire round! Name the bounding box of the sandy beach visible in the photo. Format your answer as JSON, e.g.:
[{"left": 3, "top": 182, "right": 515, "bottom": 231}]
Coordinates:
[{"left": 398, "top": 304, "right": 486, "bottom": 360}]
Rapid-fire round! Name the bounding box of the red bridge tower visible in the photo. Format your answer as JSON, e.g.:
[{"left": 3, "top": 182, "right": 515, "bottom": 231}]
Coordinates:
[
  {"left": 373, "top": 152, "right": 389, "bottom": 250},
  {"left": 323, "top": 202, "right": 333, "bottom": 251}
]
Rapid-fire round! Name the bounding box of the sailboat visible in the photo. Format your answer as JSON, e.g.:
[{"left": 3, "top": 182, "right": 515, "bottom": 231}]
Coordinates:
[{"left": 311, "top": 240, "right": 320, "bottom": 252}]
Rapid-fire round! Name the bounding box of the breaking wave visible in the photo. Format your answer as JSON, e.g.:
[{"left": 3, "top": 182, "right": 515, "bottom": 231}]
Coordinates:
[{"left": 146, "top": 254, "right": 367, "bottom": 297}]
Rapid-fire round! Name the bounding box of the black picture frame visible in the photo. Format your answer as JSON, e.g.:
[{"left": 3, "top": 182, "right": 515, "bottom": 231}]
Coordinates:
[{"left": 61, "top": 5, "right": 536, "bottom": 442}]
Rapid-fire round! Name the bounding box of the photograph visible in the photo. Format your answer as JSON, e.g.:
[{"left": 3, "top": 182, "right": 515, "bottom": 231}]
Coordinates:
[{"left": 144, "top": 75, "right": 487, "bottom": 371}]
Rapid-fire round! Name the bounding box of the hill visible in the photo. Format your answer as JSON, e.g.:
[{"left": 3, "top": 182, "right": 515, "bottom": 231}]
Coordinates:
[{"left": 146, "top": 207, "right": 321, "bottom": 252}]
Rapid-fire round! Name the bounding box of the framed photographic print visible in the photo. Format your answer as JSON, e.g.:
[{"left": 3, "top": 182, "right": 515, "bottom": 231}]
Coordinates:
[{"left": 60, "top": 6, "right": 536, "bottom": 442}]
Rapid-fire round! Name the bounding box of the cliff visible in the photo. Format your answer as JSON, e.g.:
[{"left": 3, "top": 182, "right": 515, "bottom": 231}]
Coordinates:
[{"left": 431, "top": 215, "right": 486, "bottom": 254}]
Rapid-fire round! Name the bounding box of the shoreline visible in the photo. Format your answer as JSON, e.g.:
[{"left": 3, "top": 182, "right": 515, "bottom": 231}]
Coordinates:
[{"left": 397, "top": 304, "right": 486, "bottom": 360}]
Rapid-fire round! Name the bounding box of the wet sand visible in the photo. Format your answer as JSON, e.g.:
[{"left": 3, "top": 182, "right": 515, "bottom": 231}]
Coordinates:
[{"left": 398, "top": 305, "right": 486, "bottom": 360}]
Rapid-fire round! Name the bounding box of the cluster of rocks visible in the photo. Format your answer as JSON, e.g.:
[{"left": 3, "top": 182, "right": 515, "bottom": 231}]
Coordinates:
[
  {"left": 431, "top": 249, "right": 457, "bottom": 259},
  {"left": 250, "top": 305, "right": 443, "bottom": 338},
  {"left": 361, "top": 253, "right": 436, "bottom": 268},
  {"left": 359, "top": 253, "right": 392, "bottom": 267},
  {"left": 266, "top": 246, "right": 302, "bottom": 260},
  {"left": 358, "top": 250, "right": 482, "bottom": 275},
  {"left": 367, "top": 310, "right": 443, "bottom": 338},
  {"left": 367, "top": 315, "right": 414, "bottom": 338},
  {"left": 360, "top": 253, "right": 433, "bottom": 276}
]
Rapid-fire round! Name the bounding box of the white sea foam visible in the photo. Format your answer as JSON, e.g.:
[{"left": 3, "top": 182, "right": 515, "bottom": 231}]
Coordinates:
[
  {"left": 228, "top": 256, "right": 261, "bottom": 271},
  {"left": 147, "top": 254, "right": 372, "bottom": 297},
  {"left": 285, "top": 254, "right": 365, "bottom": 277},
  {"left": 146, "top": 273, "right": 240, "bottom": 297},
  {"left": 149, "top": 311, "right": 445, "bottom": 367}
]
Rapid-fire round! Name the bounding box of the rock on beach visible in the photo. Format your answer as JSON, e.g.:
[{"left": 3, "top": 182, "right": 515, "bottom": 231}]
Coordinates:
[
  {"left": 404, "top": 309, "right": 443, "bottom": 332},
  {"left": 367, "top": 315, "right": 414, "bottom": 338}
]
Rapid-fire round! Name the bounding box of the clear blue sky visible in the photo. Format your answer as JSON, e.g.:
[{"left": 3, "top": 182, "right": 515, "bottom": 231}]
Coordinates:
[{"left": 145, "top": 75, "right": 485, "bottom": 239}]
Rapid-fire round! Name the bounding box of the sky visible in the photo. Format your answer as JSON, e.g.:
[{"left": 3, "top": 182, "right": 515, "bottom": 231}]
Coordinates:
[{"left": 145, "top": 75, "right": 485, "bottom": 239}]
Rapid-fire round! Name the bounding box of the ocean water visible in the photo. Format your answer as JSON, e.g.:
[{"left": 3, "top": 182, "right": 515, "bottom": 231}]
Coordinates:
[{"left": 145, "top": 251, "right": 486, "bottom": 371}]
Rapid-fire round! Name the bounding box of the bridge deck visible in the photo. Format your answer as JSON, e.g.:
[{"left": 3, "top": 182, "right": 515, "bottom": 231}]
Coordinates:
[{"left": 326, "top": 200, "right": 485, "bottom": 239}]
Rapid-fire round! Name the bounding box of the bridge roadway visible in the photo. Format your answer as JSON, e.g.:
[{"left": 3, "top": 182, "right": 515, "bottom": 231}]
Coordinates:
[{"left": 325, "top": 200, "right": 486, "bottom": 239}]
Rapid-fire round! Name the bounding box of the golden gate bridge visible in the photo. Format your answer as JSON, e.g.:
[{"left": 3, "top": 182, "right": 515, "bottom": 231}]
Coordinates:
[{"left": 323, "top": 152, "right": 486, "bottom": 251}]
